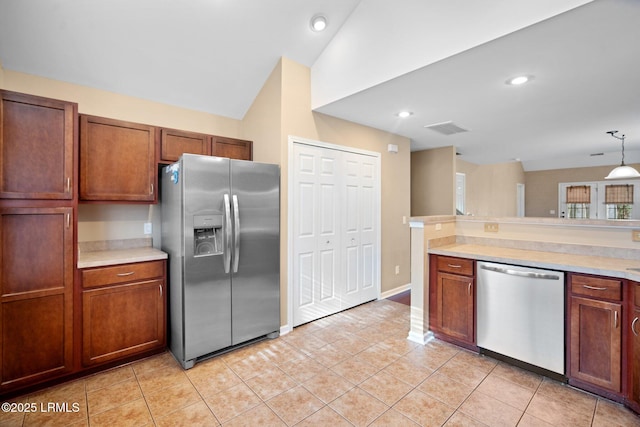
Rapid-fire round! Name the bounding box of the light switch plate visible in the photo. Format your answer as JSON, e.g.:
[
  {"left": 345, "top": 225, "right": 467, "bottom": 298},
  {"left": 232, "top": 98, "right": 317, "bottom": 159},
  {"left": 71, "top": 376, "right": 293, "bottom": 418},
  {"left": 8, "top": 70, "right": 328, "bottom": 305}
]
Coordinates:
[
  {"left": 632, "top": 229, "right": 640, "bottom": 242},
  {"left": 144, "top": 222, "right": 152, "bottom": 235},
  {"left": 484, "top": 223, "right": 499, "bottom": 233}
]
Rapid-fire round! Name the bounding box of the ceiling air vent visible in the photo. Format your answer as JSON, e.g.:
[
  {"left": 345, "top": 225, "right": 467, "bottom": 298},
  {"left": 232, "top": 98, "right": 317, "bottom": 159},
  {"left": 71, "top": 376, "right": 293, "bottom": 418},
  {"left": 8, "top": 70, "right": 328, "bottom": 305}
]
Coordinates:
[{"left": 424, "top": 121, "right": 469, "bottom": 136}]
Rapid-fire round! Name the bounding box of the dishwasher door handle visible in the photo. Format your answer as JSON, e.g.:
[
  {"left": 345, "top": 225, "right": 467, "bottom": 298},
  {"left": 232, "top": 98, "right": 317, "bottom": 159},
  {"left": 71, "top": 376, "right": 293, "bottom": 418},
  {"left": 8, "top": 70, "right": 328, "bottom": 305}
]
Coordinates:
[{"left": 480, "top": 264, "right": 560, "bottom": 280}]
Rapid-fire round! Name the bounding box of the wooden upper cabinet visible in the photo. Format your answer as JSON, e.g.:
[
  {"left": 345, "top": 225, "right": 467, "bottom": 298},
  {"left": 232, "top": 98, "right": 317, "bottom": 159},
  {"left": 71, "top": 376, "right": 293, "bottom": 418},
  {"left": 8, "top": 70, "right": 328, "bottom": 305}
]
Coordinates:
[
  {"left": 159, "top": 128, "right": 211, "bottom": 163},
  {"left": 80, "top": 115, "right": 156, "bottom": 202},
  {"left": 0, "top": 90, "right": 77, "bottom": 200},
  {"left": 212, "top": 136, "right": 252, "bottom": 161}
]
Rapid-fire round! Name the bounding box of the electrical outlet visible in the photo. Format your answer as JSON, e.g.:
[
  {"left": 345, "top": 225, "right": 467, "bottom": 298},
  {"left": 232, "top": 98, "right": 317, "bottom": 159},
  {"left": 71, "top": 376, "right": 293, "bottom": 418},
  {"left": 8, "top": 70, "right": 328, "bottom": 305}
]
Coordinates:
[
  {"left": 632, "top": 229, "right": 640, "bottom": 242},
  {"left": 484, "top": 223, "right": 499, "bottom": 233},
  {"left": 395, "top": 265, "right": 400, "bottom": 275},
  {"left": 144, "top": 222, "right": 152, "bottom": 235},
  {"left": 435, "top": 223, "right": 442, "bottom": 231}
]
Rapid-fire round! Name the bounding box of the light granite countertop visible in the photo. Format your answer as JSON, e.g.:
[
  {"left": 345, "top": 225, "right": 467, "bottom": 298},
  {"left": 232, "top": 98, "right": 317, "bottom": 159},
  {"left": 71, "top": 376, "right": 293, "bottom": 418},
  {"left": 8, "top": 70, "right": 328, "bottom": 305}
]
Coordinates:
[
  {"left": 77, "top": 238, "right": 167, "bottom": 269},
  {"left": 429, "top": 243, "right": 640, "bottom": 281}
]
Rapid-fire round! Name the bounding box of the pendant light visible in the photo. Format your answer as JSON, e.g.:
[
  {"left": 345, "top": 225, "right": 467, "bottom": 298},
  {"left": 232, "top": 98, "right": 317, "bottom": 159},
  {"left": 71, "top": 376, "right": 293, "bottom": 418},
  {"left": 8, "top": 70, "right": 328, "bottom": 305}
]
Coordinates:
[{"left": 605, "top": 131, "right": 640, "bottom": 180}]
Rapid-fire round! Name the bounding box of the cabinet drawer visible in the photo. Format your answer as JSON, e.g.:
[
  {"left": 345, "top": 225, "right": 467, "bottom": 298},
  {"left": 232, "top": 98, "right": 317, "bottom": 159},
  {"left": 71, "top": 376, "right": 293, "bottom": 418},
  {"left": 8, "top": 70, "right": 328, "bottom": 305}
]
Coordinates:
[
  {"left": 82, "top": 261, "right": 164, "bottom": 288},
  {"left": 570, "top": 274, "right": 622, "bottom": 301},
  {"left": 436, "top": 256, "right": 474, "bottom": 276}
]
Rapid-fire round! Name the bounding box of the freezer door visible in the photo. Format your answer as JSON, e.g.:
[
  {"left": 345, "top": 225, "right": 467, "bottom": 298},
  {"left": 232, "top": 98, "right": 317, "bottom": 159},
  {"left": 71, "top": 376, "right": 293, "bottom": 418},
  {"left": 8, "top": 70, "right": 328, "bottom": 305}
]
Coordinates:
[
  {"left": 182, "top": 154, "right": 232, "bottom": 359},
  {"left": 230, "top": 160, "right": 280, "bottom": 344}
]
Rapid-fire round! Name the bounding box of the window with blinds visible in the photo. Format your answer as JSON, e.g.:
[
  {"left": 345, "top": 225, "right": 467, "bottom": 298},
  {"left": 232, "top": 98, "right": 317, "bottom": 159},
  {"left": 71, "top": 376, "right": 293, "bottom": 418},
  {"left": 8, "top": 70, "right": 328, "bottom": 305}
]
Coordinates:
[
  {"left": 605, "top": 184, "right": 633, "bottom": 219},
  {"left": 566, "top": 185, "right": 591, "bottom": 218}
]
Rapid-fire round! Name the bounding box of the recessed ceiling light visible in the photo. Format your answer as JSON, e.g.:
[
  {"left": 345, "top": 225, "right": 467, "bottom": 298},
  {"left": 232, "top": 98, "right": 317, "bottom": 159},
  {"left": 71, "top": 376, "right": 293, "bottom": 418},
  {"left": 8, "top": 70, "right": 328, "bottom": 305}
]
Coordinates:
[
  {"left": 397, "top": 111, "right": 413, "bottom": 118},
  {"left": 310, "top": 15, "right": 327, "bottom": 32},
  {"left": 506, "top": 75, "right": 534, "bottom": 85}
]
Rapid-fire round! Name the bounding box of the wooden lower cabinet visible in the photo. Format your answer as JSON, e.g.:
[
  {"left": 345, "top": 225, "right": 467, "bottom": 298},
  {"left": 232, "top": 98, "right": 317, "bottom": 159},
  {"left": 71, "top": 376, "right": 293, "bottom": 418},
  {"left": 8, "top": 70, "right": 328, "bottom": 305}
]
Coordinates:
[
  {"left": 629, "top": 282, "right": 640, "bottom": 410},
  {"left": 429, "top": 255, "right": 475, "bottom": 348},
  {"left": 568, "top": 274, "right": 623, "bottom": 394},
  {"left": 0, "top": 207, "right": 74, "bottom": 392},
  {"left": 81, "top": 260, "right": 166, "bottom": 367}
]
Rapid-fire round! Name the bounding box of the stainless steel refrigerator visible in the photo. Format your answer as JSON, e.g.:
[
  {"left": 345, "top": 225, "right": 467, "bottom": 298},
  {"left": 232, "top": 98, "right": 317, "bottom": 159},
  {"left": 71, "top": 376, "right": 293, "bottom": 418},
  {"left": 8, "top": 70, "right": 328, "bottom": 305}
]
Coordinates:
[{"left": 161, "top": 154, "right": 280, "bottom": 369}]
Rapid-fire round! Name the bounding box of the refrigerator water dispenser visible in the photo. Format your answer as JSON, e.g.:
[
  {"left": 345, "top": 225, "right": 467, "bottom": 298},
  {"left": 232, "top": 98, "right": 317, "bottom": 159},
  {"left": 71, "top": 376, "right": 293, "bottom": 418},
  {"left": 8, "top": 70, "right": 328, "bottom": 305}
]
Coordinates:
[{"left": 193, "top": 214, "right": 223, "bottom": 256}]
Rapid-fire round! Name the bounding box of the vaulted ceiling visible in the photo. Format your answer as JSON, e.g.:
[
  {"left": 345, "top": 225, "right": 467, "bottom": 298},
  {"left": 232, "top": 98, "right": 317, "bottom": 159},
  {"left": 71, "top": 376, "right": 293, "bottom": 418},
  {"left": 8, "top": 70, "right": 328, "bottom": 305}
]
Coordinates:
[{"left": 1, "top": 0, "right": 638, "bottom": 171}]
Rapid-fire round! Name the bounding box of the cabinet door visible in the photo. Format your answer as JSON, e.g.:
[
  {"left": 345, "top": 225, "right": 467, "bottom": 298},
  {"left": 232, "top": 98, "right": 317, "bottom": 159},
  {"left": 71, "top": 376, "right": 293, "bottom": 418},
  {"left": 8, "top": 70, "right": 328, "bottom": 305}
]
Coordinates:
[
  {"left": 631, "top": 306, "right": 640, "bottom": 407},
  {"left": 80, "top": 115, "right": 156, "bottom": 202},
  {"left": 0, "top": 207, "right": 74, "bottom": 391},
  {"left": 160, "top": 128, "right": 211, "bottom": 163},
  {"left": 0, "top": 90, "right": 76, "bottom": 200},
  {"left": 570, "top": 296, "right": 622, "bottom": 392},
  {"left": 437, "top": 272, "right": 474, "bottom": 344},
  {"left": 82, "top": 280, "right": 165, "bottom": 366},
  {"left": 212, "top": 136, "right": 252, "bottom": 160}
]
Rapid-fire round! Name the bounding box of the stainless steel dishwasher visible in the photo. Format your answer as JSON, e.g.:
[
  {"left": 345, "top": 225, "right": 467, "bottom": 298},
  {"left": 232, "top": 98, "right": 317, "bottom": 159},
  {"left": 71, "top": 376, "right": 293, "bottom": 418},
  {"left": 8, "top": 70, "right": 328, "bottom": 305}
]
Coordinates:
[{"left": 477, "top": 261, "right": 565, "bottom": 376}]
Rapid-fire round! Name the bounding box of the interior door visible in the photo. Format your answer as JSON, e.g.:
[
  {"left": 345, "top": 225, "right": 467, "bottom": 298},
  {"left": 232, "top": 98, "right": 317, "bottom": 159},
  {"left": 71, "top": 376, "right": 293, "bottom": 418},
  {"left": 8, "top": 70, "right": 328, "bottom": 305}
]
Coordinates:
[
  {"left": 292, "top": 143, "right": 341, "bottom": 326},
  {"left": 292, "top": 142, "right": 380, "bottom": 327},
  {"left": 341, "top": 151, "right": 378, "bottom": 309}
]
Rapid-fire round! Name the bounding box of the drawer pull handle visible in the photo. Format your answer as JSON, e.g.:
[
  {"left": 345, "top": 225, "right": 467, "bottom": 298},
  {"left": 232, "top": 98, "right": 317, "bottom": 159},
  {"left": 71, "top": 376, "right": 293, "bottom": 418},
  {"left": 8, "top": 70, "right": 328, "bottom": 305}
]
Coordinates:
[
  {"left": 614, "top": 311, "right": 619, "bottom": 329},
  {"left": 468, "top": 282, "right": 472, "bottom": 296},
  {"left": 583, "top": 285, "right": 607, "bottom": 291},
  {"left": 447, "top": 264, "right": 462, "bottom": 268},
  {"left": 159, "top": 284, "right": 163, "bottom": 297},
  {"left": 66, "top": 177, "right": 71, "bottom": 193},
  {"left": 633, "top": 317, "right": 639, "bottom": 337},
  {"left": 116, "top": 271, "right": 135, "bottom": 277}
]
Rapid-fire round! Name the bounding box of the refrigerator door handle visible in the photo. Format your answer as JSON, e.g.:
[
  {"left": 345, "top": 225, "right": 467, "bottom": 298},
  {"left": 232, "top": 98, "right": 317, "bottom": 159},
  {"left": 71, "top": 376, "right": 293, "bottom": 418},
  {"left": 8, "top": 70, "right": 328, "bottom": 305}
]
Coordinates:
[
  {"left": 223, "top": 194, "right": 232, "bottom": 273},
  {"left": 232, "top": 194, "right": 240, "bottom": 273}
]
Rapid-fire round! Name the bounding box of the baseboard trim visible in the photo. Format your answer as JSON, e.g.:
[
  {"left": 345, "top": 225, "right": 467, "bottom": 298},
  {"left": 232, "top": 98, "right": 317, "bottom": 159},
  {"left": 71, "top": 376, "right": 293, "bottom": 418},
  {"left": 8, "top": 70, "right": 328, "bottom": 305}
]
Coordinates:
[
  {"left": 379, "top": 283, "right": 411, "bottom": 300},
  {"left": 279, "top": 324, "right": 292, "bottom": 336},
  {"left": 407, "top": 330, "right": 434, "bottom": 345}
]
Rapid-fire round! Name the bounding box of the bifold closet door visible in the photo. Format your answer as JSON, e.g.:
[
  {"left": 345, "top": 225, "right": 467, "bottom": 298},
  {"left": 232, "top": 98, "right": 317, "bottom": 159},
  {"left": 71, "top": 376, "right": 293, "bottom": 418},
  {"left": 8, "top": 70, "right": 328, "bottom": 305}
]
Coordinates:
[
  {"left": 292, "top": 144, "right": 341, "bottom": 326},
  {"left": 341, "top": 151, "right": 378, "bottom": 310},
  {"left": 292, "top": 142, "right": 380, "bottom": 327}
]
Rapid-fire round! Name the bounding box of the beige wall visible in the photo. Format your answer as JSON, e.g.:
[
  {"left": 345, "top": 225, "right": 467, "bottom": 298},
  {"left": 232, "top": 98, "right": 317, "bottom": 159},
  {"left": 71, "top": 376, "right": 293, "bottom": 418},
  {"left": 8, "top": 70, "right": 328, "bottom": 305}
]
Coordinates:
[
  {"left": 524, "top": 164, "right": 640, "bottom": 217},
  {"left": 411, "top": 146, "right": 455, "bottom": 216},
  {"left": 242, "top": 58, "right": 412, "bottom": 326},
  {"left": 456, "top": 160, "right": 525, "bottom": 217},
  {"left": 2, "top": 70, "right": 242, "bottom": 137},
  {"left": 3, "top": 58, "right": 411, "bottom": 329}
]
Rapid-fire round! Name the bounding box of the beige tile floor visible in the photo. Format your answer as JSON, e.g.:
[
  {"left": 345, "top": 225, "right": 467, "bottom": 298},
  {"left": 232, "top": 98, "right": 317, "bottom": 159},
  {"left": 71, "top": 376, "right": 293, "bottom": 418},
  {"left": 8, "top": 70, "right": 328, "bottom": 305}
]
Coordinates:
[{"left": 2, "top": 299, "right": 640, "bottom": 426}]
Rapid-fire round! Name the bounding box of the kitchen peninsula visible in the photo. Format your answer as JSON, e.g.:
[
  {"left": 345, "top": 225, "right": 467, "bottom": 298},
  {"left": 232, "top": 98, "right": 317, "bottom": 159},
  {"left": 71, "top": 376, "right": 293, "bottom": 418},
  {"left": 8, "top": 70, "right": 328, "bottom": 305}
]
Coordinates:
[{"left": 409, "top": 215, "right": 640, "bottom": 414}]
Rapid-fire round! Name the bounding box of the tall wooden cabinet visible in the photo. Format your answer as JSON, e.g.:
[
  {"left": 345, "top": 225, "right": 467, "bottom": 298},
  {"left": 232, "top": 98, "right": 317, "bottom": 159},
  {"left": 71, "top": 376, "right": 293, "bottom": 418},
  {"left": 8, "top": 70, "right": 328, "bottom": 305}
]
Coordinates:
[
  {"left": 568, "top": 273, "right": 623, "bottom": 395},
  {"left": 1, "top": 91, "right": 75, "bottom": 199},
  {"left": 0, "top": 90, "right": 77, "bottom": 393},
  {"left": 429, "top": 255, "right": 475, "bottom": 349}
]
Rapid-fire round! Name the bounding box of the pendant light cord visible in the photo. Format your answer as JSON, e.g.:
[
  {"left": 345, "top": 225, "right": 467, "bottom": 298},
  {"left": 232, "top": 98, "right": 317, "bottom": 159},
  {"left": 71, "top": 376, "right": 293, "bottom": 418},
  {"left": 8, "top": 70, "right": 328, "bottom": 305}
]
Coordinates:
[{"left": 607, "top": 130, "right": 627, "bottom": 166}]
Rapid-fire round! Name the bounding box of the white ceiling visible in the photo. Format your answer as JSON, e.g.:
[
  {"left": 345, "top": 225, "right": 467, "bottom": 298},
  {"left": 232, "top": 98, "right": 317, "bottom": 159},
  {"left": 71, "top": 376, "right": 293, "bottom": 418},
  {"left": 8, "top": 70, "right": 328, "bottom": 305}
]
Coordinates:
[{"left": 1, "top": 0, "right": 638, "bottom": 172}]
